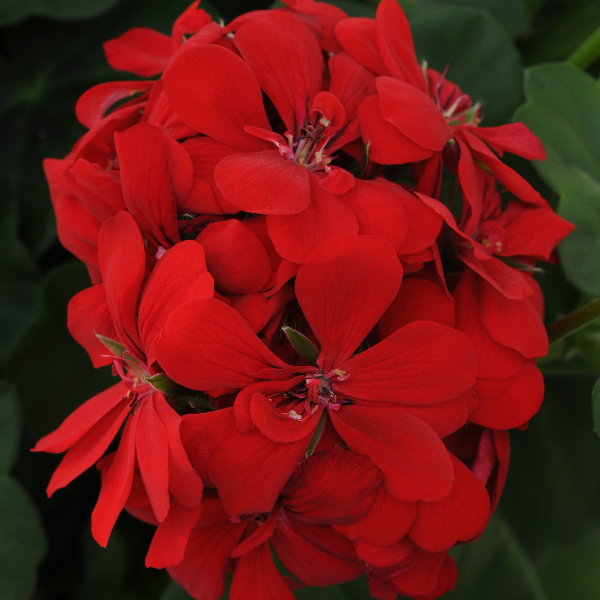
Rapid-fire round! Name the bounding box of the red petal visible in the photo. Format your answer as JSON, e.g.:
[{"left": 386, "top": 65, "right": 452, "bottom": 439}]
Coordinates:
[
  {"left": 283, "top": 447, "right": 384, "bottom": 524},
  {"left": 330, "top": 406, "right": 454, "bottom": 502},
  {"left": 198, "top": 220, "right": 272, "bottom": 294},
  {"left": 67, "top": 284, "right": 116, "bottom": 368},
  {"left": 318, "top": 166, "right": 355, "bottom": 195},
  {"left": 389, "top": 547, "right": 448, "bottom": 598},
  {"left": 250, "top": 392, "right": 320, "bottom": 443},
  {"left": 215, "top": 150, "right": 311, "bottom": 215},
  {"left": 296, "top": 235, "right": 401, "bottom": 372},
  {"left": 409, "top": 453, "right": 490, "bottom": 552},
  {"left": 33, "top": 382, "right": 129, "bottom": 453},
  {"left": 65, "top": 159, "right": 125, "bottom": 221},
  {"left": 337, "top": 322, "right": 476, "bottom": 404},
  {"left": 230, "top": 539, "right": 294, "bottom": 600},
  {"left": 375, "top": 0, "right": 427, "bottom": 91},
  {"left": 153, "top": 393, "right": 203, "bottom": 508},
  {"left": 208, "top": 430, "right": 309, "bottom": 516},
  {"left": 470, "top": 361, "right": 544, "bottom": 429},
  {"left": 354, "top": 537, "right": 414, "bottom": 568},
  {"left": 334, "top": 487, "right": 416, "bottom": 546},
  {"left": 103, "top": 27, "right": 172, "bottom": 77},
  {"left": 163, "top": 43, "right": 271, "bottom": 151},
  {"left": 139, "top": 240, "right": 214, "bottom": 362},
  {"left": 231, "top": 508, "right": 280, "bottom": 558},
  {"left": 75, "top": 80, "right": 153, "bottom": 129},
  {"left": 46, "top": 399, "right": 130, "bottom": 496},
  {"left": 479, "top": 278, "right": 548, "bottom": 358},
  {"left": 285, "top": 0, "right": 347, "bottom": 52},
  {"left": 234, "top": 11, "right": 322, "bottom": 131},
  {"left": 98, "top": 212, "right": 145, "bottom": 358},
  {"left": 272, "top": 518, "right": 362, "bottom": 586},
  {"left": 396, "top": 190, "right": 443, "bottom": 255},
  {"left": 136, "top": 397, "right": 170, "bottom": 522},
  {"left": 335, "top": 18, "right": 389, "bottom": 76},
  {"left": 91, "top": 410, "right": 139, "bottom": 547},
  {"left": 266, "top": 176, "right": 359, "bottom": 263},
  {"left": 377, "top": 77, "right": 451, "bottom": 151},
  {"left": 475, "top": 123, "right": 546, "bottom": 161},
  {"left": 114, "top": 123, "right": 185, "bottom": 249},
  {"left": 145, "top": 500, "right": 203, "bottom": 569},
  {"left": 341, "top": 179, "right": 408, "bottom": 251},
  {"left": 358, "top": 95, "right": 434, "bottom": 165},
  {"left": 168, "top": 517, "right": 247, "bottom": 600},
  {"left": 155, "top": 298, "right": 290, "bottom": 391}
]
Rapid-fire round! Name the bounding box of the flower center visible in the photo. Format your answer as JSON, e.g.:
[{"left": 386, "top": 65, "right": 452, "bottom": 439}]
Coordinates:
[
  {"left": 277, "top": 120, "right": 334, "bottom": 172},
  {"left": 112, "top": 354, "right": 153, "bottom": 411}
]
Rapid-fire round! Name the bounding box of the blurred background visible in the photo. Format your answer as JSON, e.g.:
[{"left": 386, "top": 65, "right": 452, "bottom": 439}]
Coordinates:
[{"left": 1, "top": 0, "right": 600, "bottom": 598}]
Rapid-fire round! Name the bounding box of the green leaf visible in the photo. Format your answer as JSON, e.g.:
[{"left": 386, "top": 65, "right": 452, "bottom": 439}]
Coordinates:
[
  {"left": 0, "top": 474, "right": 46, "bottom": 600},
  {"left": 0, "top": 382, "right": 21, "bottom": 474},
  {"left": 282, "top": 326, "right": 319, "bottom": 366},
  {"left": 538, "top": 528, "right": 600, "bottom": 599},
  {"left": 411, "top": 8, "right": 523, "bottom": 125},
  {"left": 5, "top": 261, "right": 114, "bottom": 441},
  {"left": 0, "top": 0, "right": 123, "bottom": 27},
  {"left": 411, "top": 0, "right": 530, "bottom": 38},
  {"left": 593, "top": 376, "right": 600, "bottom": 437},
  {"left": 445, "top": 514, "right": 549, "bottom": 600},
  {"left": 514, "top": 63, "right": 600, "bottom": 296}
]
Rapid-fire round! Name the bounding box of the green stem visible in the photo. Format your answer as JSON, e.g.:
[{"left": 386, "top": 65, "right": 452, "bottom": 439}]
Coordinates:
[
  {"left": 547, "top": 297, "right": 600, "bottom": 344},
  {"left": 305, "top": 410, "right": 327, "bottom": 458},
  {"left": 567, "top": 25, "right": 600, "bottom": 69}
]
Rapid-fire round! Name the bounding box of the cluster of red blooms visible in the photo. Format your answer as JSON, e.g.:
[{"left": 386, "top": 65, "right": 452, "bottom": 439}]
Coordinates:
[{"left": 38, "top": 1, "right": 574, "bottom": 598}]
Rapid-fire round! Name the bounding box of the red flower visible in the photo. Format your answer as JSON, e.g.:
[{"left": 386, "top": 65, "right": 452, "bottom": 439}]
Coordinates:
[{"left": 155, "top": 235, "right": 476, "bottom": 516}]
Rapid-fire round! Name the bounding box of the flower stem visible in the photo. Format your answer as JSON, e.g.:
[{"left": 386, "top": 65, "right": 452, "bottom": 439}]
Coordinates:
[
  {"left": 547, "top": 297, "right": 600, "bottom": 344},
  {"left": 567, "top": 25, "right": 600, "bottom": 69}
]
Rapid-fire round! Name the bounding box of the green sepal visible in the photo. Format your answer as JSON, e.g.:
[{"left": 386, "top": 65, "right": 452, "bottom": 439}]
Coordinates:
[
  {"left": 305, "top": 410, "right": 328, "bottom": 458},
  {"left": 95, "top": 334, "right": 125, "bottom": 358},
  {"left": 282, "top": 326, "right": 319, "bottom": 366},
  {"left": 145, "top": 373, "right": 187, "bottom": 396}
]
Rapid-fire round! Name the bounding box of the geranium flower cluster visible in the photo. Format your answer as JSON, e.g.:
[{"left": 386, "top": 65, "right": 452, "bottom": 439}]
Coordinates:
[{"left": 37, "top": 1, "right": 574, "bottom": 598}]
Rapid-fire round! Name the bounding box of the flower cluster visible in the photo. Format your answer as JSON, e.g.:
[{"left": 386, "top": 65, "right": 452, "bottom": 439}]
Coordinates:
[{"left": 38, "top": 1, "right": 574, "bottom": 598}]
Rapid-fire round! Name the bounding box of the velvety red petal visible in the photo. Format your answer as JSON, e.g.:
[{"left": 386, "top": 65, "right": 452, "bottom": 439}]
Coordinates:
[
  {"left": 91, "top": 410, "right": 139, "bottom": 547},
  {"left": 139, "top": 240, "right": 214, "bottom": 362},
  {"left": 98, "top": 212, "right": 145, "bottom": 358},
  {"left": 208, "top": 430, "right": 309, "bottom": 517},
  {"left": 334, "top": 487, "right": 416, "bottom": 546},
  {"left": 76, "top": 80, "right": 153, "bottom": 129},
  {"left": 67, "top": 284, "right": 116, "bottom": 368},
  {"left": 283, "top": 447, "right": 383, "bottom": 524},
  {"left": 65, "top": 159, "right": 125, "bottom": 222},
  {"left": 379, "top": 279, "right": 455, "bottom": 341},
  {"left": 285, "top": 0, "right": 347, "bottom": 52},
  {"left": 330, "top": 406, "right": 454, "bottom": 502},
  {"left": 375, "top": 0, "right": 427, "bottom": 91},
  {"left": 475, "top": 123, "right": 546, "bottom": 161},
  {"left": 114, "top": 123, "right": 184, "bottom": 249},
  {"left": 234, "top": 11, "right": 322, "bottom": 132},
  {"left": 318, "top": 166, "right": 355, "bottom": 195},
  {"left": 251, "top": 392, "right": 320, "bottom": 443},
  {"left": 168, "top": 518, "right": 247, "bottom": 600},
  {"left": 215, "top": 150, "right": 311, "bottom": 215},
  {"left": 231, "top": 509, "right": 280, "bottom": 559},
  {"left": 198, "top": 220, "right": 272, "bottom": 294},
  {"left": 136, "top": 397, "right": 170, "bottom": 523},
  {"left": 471, "top": 361, "right": 544, "bottom": 429},
  {"left": 409, "top": 454, "right": 490, "bottom": 552},
  {"left": 377, "top": 78, "right": 451, "bottom": 151},
  {"left": 358, "top": 95, "right": 434, "bottom": 165},
  {"left": 46, "top": 399, "right": 130, "bottom": 496},
  {"left": 335, "top": 18, "right": 389, "bottom": 76},
  {"left": 103, "top": 27, "right": 172, "bottom": 77},
  {"left": 155, "top": 298, "right": 290, "bottom": 391},
  {"left": 479, "top": 278, "right": 548, "bottom": 358},
  {"left": 337, "top": 321, "right": 476, "bottom": 404},
  {"left": 396, "top": 190, "right": 444, "bottom": 256},
  {"left": 341, "top": 178, "right": 408, "bottom": 251},
  {"left": 230, "top": 540, "right": 294, "bottom": 600},
  {"left": 296, "top": 235, "right": 401, "bottom": 372},
  {"left": 180, "top": 408, "right": 238, "bottom": 486},
  {"left": 267, "top": 177, "right": 359, "bottom": 263},
  {"left": 391, "top": 550, "right": 454, "bottom": 598},
  {"left": 355, "top": 537, "right": 414, "bottom": 568},
  {"left": 33, "top": 382, "right": 129, "bottom": 453},
  {"left": 145, "top": 500, "right": 203, "bottom": 569},
  {"left": 163, "top": 43, "right": 271, "bottom": 151},
  {"left": 272, "top": 518, "right": 362, "bottom": 586}
]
